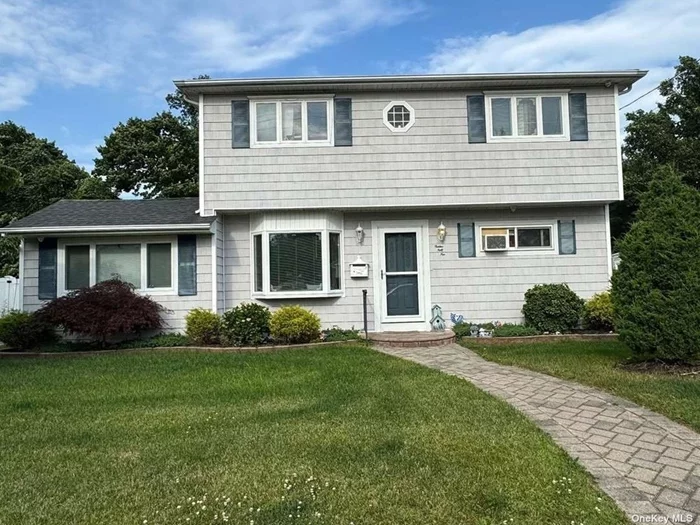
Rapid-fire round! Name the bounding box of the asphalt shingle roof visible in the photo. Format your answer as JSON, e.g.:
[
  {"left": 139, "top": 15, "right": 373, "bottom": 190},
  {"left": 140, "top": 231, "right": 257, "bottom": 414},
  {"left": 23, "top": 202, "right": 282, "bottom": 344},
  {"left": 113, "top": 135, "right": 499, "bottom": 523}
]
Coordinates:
[{"left": 4, "top": 198, "right": 212, "bottom": 230}]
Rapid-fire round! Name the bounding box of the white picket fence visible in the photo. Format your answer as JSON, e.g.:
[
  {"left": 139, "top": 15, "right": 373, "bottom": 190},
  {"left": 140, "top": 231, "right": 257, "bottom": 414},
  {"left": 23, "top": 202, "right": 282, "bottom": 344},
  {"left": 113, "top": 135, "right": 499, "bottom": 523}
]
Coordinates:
[{"left": 0, "top": 276, "right": 21, "bottom": 313}]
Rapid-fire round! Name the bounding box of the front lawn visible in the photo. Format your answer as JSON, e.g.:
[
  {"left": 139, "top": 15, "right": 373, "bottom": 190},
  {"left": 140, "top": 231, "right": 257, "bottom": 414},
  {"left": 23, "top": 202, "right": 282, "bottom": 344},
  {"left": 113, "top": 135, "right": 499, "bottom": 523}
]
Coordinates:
[
  {"left": 0, "top": 345, "right": 624, "bottom": 524},
  {"left": 466, "top": 339, "right": 700, "bottom": 432}
]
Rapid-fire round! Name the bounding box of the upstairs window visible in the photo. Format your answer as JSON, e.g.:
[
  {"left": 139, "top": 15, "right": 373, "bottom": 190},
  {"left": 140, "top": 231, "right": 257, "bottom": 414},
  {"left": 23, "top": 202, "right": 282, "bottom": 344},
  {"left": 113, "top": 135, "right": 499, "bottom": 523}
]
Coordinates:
[
  {"left": 252, "top": 99, "right": 332, "bottom": 147},
  {"left": 383, "top": 101, "right": 415, "bottom": 132},
  {"left": 486, "top": 93, "right": 569, "bottom": 141}
]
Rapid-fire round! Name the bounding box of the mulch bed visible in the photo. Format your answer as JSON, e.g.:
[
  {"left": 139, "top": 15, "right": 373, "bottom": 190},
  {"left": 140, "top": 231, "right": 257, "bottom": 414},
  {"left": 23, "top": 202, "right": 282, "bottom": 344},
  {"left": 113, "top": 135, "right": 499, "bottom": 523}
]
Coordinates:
[{"left": 618, "top": 360, "right": 700, "bottom": 376}]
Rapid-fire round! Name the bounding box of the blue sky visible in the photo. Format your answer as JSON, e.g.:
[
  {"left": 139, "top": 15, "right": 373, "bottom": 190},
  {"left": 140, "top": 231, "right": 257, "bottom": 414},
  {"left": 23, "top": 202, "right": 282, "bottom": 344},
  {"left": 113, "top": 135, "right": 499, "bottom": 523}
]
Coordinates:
[{"left": 2, "top": 0, "right": 699, "bottom": 174}]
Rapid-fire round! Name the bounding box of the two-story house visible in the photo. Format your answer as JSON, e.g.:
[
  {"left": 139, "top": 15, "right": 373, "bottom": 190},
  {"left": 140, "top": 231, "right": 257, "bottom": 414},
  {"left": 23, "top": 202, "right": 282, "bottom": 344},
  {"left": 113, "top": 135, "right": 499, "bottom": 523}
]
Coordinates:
[{"left": 3, "top": 71, "right": 646, "bottom": 333}]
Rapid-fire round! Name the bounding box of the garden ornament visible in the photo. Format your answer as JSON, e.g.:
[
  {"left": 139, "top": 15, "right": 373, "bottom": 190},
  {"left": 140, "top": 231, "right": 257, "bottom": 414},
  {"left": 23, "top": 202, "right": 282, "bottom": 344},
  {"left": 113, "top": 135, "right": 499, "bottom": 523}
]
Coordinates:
[{"left": 431, "top": 304, "right": 446, "bottom": 331}]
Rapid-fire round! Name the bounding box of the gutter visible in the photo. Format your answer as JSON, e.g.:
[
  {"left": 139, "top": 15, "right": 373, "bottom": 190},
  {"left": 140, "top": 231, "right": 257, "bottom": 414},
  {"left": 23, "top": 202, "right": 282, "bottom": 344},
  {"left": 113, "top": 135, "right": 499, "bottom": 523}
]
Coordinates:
[{"left": 0, "top": 223, "right": 213, "bottom": 237}]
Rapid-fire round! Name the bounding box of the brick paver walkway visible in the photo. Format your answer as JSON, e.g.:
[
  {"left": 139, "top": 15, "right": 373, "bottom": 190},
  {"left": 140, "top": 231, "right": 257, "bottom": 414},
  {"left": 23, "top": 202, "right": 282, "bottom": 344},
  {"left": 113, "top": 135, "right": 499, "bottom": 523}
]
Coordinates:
[{"left": 377, "top": 343, "right": 700, "bottom": 522}]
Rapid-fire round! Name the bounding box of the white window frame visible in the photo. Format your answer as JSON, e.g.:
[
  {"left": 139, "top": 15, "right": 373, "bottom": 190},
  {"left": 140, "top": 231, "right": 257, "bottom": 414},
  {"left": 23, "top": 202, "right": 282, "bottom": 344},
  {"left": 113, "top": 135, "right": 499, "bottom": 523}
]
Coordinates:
[
  {"left": 477, "top": 224, "right": 556, "bottom": 255},
  {"left": 57, "top": 238, "right": 178, "bottom": 296},
  {"left": 485, "top": 91, "right": 570, "bottom": 142},
  {"left": 250, "top": 96, "right": 334, "bottom": 147},
  {"left": 382, "top": 101, "right": 415, "bottom": 132},
  {"left": 250, "top": 228, "right": 344, "bottom": 299}
]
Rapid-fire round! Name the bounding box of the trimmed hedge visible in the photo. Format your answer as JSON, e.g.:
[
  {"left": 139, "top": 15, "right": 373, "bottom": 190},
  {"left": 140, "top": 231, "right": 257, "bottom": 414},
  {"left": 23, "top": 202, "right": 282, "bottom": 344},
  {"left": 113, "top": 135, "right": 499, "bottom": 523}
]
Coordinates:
[
  {"left": 270, "top": 306, "right": 321, "bottom": 344},
  {"left": 185, "top": 308, "right": 221, "bottom": 345},
  {"left": 0, "top": 310, "right": 56, "bottom": 350},
  {"left": 583, "top": 292, "right": 615, "bottom": 332},
  {"left": 522, "top": 284, "right": 584, "bottom": 333},
  {"left": 221, "top": 303, "right": 270, "bottom": 347}
]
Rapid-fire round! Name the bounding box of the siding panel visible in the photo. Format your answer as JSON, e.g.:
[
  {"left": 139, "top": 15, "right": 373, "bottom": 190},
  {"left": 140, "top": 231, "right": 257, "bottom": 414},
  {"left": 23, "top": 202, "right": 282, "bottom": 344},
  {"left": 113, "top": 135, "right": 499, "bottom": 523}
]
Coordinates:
[
  {"left": 221, "top": 206, "right": 609, "bottom": 330},
  {"left": 201, "top": 88, "right": 620, "bottom": 213}
]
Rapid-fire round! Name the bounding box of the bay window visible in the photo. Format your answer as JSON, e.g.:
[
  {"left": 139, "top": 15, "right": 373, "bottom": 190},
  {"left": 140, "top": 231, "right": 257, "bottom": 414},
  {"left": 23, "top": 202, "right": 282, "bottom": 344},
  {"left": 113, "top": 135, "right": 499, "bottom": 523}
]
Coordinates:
[
  {"left": 252, "top": 98, "right": 333, "bottom": 146},
  {"left": 61, "top": 240, "right": 175, "bottom": 293},
  {"left": 252, "top": 229, "right": 343, "bottom": 298},
  {"left": 486, "top": 93, "right": 569, "bottom": 141}
]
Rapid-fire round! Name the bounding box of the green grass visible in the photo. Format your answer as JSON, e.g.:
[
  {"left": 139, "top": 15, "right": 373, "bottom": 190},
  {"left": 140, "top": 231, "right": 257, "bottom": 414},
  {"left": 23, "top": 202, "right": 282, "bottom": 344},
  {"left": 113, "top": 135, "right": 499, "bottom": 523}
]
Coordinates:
[
  {"left": 466, "top": 339, "right": 700, "bottom": 433},
  {"left": 0, "top": 345, "right": 626, "bottom": 525}
]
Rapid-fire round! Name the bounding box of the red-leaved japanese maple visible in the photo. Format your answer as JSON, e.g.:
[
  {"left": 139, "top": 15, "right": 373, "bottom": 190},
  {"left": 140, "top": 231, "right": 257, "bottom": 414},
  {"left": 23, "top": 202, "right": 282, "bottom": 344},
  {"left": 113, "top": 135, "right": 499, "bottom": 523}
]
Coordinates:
[{"left": 38, "top": 279, "right": 167, "bottom": 344}]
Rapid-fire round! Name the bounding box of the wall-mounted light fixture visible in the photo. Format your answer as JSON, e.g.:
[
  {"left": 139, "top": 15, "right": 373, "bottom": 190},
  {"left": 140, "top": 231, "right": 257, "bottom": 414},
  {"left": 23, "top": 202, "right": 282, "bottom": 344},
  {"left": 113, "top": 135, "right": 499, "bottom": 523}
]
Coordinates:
[
  {"left": 355, "top": 223, "right": 364, "bottom": 245},
  {"left": 437, "top": 222, "right": 447, "bottom": 242}
]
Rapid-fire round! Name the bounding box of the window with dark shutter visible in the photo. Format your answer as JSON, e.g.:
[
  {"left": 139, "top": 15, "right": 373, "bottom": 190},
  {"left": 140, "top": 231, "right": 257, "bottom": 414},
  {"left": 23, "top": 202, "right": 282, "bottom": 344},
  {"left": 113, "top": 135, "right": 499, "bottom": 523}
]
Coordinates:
[
  {"left": 558, "top": 220, "right": 577, "bottom": 255},
  {"left": 467, "top": 95, "right": 486, "bottom": 143},
  {"left": 38, "top": 238, "right": 57, "bottom": 300},
  {"left": 458, "top": 223, "right": 476, "bottom": 257},
  {"left": 178, "top": 235, "right": 197, "bottom": 296},
  {"left": 231, "top": 100, "right": 250, "bottom": 148},
  {"left": 569, "top": 94, "right": 588, "bottom": 141},
  {"left": 334, "top": 98, "right": 352, "bottom": 146}
]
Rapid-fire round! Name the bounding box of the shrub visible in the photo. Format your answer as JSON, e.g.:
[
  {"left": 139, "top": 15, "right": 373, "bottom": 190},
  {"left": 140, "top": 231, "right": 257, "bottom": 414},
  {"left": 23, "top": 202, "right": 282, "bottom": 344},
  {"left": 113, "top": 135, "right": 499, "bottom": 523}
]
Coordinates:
[
  {"left": 493, "top": 324, "right": 539, "bottom": 337},
  {"left": 0, "top": 310, "right": 56, "bottom": 350},
  {"left": 452, "top": 322, "right": 472, "bottom": 338},
  {"left": 522, "top": 284, "right": 584, "bottom": 333},
  {"left": 221, "top": 302, "right": 271, "bottom": 346},
  {"left": 611, "top": 167, "right": 700, "bottom": 362},
  {"left": 37, "top": 279, "right": 166, "bottom": 344},
  {"left": 185, "top": 308, "right": 221, "bottom": 345},
  {"left": 583, "top": 292, "right": 615, "bottom": 332},
  {"left": 269, "top": 305, "right": 321, "bottom": 344},
  {"left": 322, "top": 326, "right": 362, "bottom": 342}
]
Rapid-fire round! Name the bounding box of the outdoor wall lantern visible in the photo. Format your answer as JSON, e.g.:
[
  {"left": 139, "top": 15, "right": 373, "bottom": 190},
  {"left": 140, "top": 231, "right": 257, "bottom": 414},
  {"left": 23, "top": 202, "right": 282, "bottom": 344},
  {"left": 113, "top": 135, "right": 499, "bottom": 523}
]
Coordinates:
[
  {"left": 355, "top": 223, "right": 365, "bottom": 245},
  {"left": 437, "top": 222, "right": 447, "bottom": 242}
]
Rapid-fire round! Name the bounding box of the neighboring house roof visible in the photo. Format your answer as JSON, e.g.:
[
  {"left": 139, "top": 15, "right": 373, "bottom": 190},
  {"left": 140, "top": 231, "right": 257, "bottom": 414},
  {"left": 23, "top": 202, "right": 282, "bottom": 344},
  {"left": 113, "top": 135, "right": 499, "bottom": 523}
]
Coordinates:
[
  {"left": 175, "top": 70, "right": 648, "bottom": 98},
  {"left": 1, "top": 198, "right": 214, "bottom": 235}
]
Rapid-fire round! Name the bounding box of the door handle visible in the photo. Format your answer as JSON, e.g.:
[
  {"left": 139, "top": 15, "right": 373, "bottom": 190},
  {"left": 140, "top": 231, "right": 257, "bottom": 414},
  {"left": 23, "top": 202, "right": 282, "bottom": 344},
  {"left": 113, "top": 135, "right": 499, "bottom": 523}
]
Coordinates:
[{"left": 380, "top": 269, "right": 384, "bottom": 279}]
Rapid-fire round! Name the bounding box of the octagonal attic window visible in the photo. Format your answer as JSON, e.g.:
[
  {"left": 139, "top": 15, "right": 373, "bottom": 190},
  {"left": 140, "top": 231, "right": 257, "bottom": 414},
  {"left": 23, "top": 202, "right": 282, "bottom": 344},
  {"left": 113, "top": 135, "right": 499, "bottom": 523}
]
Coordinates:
[{"left": 383, "top": 101, "right": 415, "bottom": 132}]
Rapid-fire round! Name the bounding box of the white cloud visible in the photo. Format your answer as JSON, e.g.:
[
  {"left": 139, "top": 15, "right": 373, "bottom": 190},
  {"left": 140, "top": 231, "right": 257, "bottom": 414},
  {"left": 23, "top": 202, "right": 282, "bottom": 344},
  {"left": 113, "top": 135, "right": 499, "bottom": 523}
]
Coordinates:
[
  {"left": 0, "top": 0, "right": 421, "bottom": 111},
  {"left": 420, "top": 0, "right": 700, "bottom": 117}
]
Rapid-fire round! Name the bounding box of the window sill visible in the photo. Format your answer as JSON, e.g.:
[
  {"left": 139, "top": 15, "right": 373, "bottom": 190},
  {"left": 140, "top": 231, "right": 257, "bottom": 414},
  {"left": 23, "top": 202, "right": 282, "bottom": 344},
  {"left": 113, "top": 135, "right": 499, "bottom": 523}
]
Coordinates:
[
  {"left": 487, "top": 135, "right": 570, "bottom": 143},
  {"left": 252, "top": 291, "right": 344, "bottom": 300},
  {"left": 250, "top": 141, "right": 333, "bottom": 149}
]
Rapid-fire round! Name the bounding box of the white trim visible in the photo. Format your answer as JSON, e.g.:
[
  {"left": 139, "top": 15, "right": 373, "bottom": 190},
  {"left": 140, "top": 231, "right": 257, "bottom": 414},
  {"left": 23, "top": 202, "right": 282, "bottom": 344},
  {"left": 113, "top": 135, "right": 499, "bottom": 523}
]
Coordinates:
[
  {"left": 382, "top": 101, "right": 415, "bottom": 132},
  {"left": 57, "top": 238, "right": 179, "bottom": 297},
  {"left": 199, "top": 93, "right": 205, "bottom": 215},
  {"left": 2, "top": 224, "right": 212, "bottom": 236},
  {"left": 18, "top": 238, "right": 24, "bottom": 311},
  {"left": 250, "top": 97, "right": 334, "bottom": 148},
  {"left": 476, "top": 223, "right": 557, "bottom": 255},
  {"left": 372, "top": 220, "right": 431, "bottom": 332},
  {"left": 614, "top": 85, "right": 624, "bottom": 201},
  {"left": 209, "top": 198, "right": 620, "bottom": 215},
  {"left": 604, "top": 204, "right": 613, "bottom": 278},
  {"left": 485, "top": 92, "right": 570, "bottom": 143},
  {"left": 211, "top": 217, "right": 218, "bottom": 312}
]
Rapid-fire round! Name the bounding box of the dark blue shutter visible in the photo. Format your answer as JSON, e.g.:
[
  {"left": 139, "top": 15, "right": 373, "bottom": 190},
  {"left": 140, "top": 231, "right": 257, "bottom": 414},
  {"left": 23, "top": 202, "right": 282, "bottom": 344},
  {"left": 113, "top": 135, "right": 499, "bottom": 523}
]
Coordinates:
[
  {"left": 467, "top": 95, "right": 486, "bottom": 143},
  {"left": 558, "top": 220, "right": 577, "bottom": 255},
  {"left": 458, "top": 223, "right": 476, "bottom": 257},
  {"left": 178, "top": 235, "right": 197, "bottom": 296},
  {"left": 569, "top": 94, "right": 588, "bottom": 141},
  {"left": 231, "top": 100, "right": 250, "bottom": 148},
  {"left": 38, "top": 238, "right": 57, "bottom": 300},
  {"left": 334, "top": 98, "right": 352, "bottom": 146}
]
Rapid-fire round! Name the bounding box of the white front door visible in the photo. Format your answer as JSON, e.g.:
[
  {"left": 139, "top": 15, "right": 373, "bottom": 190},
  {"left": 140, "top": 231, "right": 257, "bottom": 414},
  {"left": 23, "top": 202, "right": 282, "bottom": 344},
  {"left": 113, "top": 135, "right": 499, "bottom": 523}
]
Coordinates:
[{"left": 373, "top": 221, "right": 431, "bottom": 332}]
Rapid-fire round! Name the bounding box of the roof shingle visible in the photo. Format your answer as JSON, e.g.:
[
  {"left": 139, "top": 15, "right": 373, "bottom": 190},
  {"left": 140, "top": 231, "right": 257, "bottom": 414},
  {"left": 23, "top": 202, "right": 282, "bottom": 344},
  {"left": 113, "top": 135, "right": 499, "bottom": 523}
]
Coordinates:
[{"left": 3, "top": 198, "right": 212, "bottom": 231}]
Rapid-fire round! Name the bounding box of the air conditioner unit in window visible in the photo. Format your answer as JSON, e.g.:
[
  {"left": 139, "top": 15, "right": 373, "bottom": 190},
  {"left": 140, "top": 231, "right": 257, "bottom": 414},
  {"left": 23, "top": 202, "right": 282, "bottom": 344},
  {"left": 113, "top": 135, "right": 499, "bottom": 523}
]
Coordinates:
[{"left": 484, "top": 234, "right": 508, "bottom": 252}]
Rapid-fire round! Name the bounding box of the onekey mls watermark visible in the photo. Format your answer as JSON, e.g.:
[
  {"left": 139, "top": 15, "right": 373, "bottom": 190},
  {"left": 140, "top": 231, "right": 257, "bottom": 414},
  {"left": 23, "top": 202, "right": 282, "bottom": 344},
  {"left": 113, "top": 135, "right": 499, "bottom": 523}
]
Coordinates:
[{"left": 631, "top": 513, "right": 695, "bottom": 524}]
